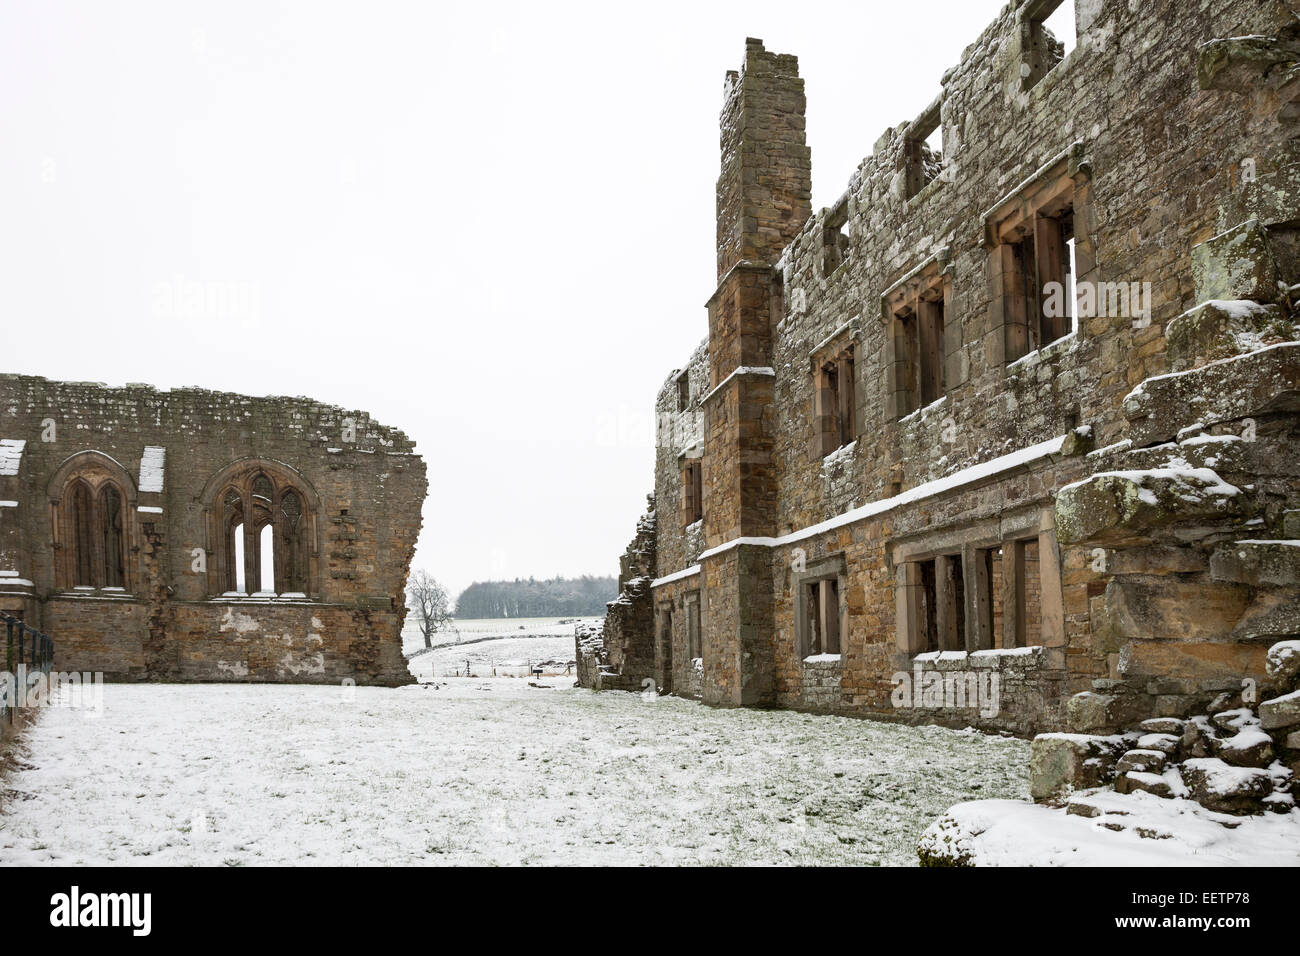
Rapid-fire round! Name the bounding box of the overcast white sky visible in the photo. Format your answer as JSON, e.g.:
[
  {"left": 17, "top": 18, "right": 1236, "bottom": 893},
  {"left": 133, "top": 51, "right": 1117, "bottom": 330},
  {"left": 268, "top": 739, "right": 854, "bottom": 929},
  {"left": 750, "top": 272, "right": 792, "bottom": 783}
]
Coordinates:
[{"left": 1, "top": 0, "right": 1011, "bottom": 599}]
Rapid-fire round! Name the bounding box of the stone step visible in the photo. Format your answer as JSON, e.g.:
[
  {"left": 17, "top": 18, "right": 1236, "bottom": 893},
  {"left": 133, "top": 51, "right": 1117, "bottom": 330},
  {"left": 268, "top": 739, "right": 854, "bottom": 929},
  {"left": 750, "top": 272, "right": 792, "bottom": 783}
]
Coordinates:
[
  {"left": 1121, "top": 341, "right": 1300, "bottom": 448},
  {"left": 1211, "top": 540, "right": 1300, "bottom": 588}
]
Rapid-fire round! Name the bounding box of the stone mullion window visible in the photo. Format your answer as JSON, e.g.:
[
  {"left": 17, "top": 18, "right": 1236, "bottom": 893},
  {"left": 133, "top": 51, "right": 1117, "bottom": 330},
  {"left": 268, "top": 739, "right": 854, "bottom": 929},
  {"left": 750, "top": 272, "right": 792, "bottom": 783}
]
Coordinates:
[
  {"left": 795, "top": 556, "right": 845, "bottom": 658},
  {"left": 885, "top": 266, "right": 952, "bottom": 417},
  {"left": 208, "top": 464, "right": 317, "bottom": 599},
  {"left": 895, "top": 522, "right": 1065, "bottom": 656},
  {"left": 986, "top": 151, "right": 1091, "bottom": 365},
  {"left": 48, "top": 453, "right": 134, "bottom": 593}
]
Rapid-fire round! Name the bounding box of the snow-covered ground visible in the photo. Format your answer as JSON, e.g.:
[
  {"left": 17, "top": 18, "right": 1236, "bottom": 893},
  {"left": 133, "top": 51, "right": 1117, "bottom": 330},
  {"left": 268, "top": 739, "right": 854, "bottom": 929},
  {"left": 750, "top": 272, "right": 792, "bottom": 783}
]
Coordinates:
[
  {"left": 919, "top": 790, "right": 1300, "bottom": 866},
  {"left": 0, "top": 679, "right": 1029, "bottom": 865}
]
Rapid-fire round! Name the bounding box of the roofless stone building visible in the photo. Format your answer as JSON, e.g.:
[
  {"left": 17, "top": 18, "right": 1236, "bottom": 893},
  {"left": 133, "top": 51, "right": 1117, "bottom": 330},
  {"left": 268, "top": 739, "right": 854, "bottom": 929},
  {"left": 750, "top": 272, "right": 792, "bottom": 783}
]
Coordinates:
[
  {"left": 0, "top": 376, "right": 425, "bottom": 685},
  {"left": 580, "top": 0, "right": 1300, "bottom": 735}
]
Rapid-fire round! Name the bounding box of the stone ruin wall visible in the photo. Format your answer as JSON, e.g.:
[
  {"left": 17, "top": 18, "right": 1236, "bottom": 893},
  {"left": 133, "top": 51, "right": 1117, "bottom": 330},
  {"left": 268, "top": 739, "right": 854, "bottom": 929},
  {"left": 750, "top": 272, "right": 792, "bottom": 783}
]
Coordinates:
[
  {"left": 582, "top": 0, "right": 1300, "bottom": 737},
  {"left": 0, "top": 374, "right": 427, "bottom": 685}
]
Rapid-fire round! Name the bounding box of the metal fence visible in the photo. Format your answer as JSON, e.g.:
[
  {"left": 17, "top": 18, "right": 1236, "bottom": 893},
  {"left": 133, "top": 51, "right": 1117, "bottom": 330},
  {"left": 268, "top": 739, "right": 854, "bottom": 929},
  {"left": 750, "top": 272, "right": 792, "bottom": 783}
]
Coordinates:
[{"left": 2, "top": 610, "right": 54, "bottom": 725}]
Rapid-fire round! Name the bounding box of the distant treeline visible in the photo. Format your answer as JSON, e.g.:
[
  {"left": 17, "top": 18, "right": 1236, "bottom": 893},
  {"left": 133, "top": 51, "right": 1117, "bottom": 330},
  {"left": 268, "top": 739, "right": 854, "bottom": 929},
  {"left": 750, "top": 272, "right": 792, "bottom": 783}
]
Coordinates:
[{"left": 454, "top": 575, "right": 618, "bottom": 618}]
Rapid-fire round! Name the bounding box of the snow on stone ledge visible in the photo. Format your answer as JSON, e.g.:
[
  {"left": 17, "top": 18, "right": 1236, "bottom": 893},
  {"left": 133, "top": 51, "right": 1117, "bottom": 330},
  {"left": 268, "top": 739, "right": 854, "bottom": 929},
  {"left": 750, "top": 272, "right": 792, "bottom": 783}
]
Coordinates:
[
  {"left": 803, "top": 653, "right": 841, "bottom": 664},
  {"left": 138, "top": 446, "right": 166, "bottom": 492},
  {"left": 698, "top": 435, "right": 1065, "bottom": 562},
  {"left": 0, "top": 439, "right": 25, "bottom": 476},
  {"left": 913, "top": 646, "right": 1043, "bottom": 668},
  {"left": 820, "top": 440, "right": 857, "bottom": 473},
  {"left": 918, "top": 792, "right": 1300, "bottom": 866}
]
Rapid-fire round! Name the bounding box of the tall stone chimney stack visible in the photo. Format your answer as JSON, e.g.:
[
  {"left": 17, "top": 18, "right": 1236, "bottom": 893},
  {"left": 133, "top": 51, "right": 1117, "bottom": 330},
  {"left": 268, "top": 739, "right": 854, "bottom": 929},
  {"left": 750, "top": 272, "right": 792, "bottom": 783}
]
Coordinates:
[
  {"left": 715, "top": 38, "right": 812, "bottom": 279},
  {"left": 699, "top": 40, "right": 810, "bottom": 707}
]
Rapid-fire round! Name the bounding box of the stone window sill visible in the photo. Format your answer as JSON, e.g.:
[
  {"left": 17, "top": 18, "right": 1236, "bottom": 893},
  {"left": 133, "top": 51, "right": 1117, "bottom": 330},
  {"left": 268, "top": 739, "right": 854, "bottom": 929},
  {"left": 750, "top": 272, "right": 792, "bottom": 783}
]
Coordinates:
[
  {"left": 911, "top": 646, "right": 1043, "bottom": 667},
  {"left": 211, "top": 592, "right": 316, "bottom": 603}
]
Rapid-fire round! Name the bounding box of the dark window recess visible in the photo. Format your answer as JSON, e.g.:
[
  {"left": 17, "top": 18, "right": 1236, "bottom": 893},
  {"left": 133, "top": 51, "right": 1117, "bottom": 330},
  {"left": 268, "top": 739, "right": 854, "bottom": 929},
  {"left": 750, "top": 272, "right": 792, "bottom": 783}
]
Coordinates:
[{"left": 682, "top": 460, "right": 703, "bottom": 526}]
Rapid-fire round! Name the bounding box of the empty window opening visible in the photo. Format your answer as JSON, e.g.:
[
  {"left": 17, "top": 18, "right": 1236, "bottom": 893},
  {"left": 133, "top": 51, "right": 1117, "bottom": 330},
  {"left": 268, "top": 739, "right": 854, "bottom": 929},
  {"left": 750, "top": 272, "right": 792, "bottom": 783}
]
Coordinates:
[
  {"left": 259, "top": 525, "right": 275, "bottom": 593},
  {"left": 896, "top": 308, "right": 920, "bottom": 416},
  {"left": 802, "top": 577, "right": 841, "bottom": 657},
  {"left": 814, "top": 348, "right": 856, "bottom": 457},
  {"left": 918, "top": 294, "right": 946, "bottom": 407},
  {"left": 1065, "top": 235, "right": 1077, "bottom": 334},
  {"left": 1042, "top": 1, "right": 1077, "bottom": 60},
  {"left": 822, "top": 200, "right": 850, "bottom": 275},
  {"left": 233, "top": 523, "right": 247, "bottom": 594},
  {"left": 682, "top": 460, "right": 703, "bottom": 527},
  {"left": 676, "top": 372, "right": 691, "bottom": 412},
  {"left": 905, "top": 102, "right": 944, "bottom": 199},
  {"left": 1024, "top": 0, "right": 1077, "bottom": 89},
  {"left": 1005, "top": 205, "right": 1075, "bottom": 361},
  {"left": 900, "top": 537, "right": 1058, "bottom": 656}
]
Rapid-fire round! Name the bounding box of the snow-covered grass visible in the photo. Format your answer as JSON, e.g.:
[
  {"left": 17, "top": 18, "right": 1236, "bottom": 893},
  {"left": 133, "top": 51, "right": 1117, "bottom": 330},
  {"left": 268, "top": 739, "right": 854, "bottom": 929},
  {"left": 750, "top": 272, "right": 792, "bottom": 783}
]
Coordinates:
[
  {"left": 401, "top": 616, "right": 598, "bottom": 655},
  {"left": 410, "top": 636, "right": 579, "bottom": 678},
  {"left": 0, "top": 680, "right": 1029, "bottom": 866}
]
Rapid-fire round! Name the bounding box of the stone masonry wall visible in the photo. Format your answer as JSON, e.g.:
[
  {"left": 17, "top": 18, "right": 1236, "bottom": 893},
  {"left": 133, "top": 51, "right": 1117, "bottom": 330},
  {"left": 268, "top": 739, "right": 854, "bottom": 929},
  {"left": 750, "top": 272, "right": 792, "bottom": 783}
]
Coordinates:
[
  {"left": 0, "top": 374, "right": 426, "bottom": 685},
  {"left": 586, "top": 0, "right": 1300, "bottom": 737}
]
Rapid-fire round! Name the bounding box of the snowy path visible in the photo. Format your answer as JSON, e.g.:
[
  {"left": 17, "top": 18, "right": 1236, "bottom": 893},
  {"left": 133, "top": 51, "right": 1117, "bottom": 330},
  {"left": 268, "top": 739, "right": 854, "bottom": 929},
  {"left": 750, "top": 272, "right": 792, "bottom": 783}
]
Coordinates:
[{"left": 0, "top": 680, "right": 1029, "bottom": 865}]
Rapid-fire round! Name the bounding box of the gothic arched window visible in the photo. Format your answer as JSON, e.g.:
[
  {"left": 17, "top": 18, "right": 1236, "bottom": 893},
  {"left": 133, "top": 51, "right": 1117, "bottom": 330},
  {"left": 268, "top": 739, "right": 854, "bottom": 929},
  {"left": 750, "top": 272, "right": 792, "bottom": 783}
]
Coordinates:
[
  {"left": 207, "top": 462, "right": 316, "bottom": 598},
  {"left": 49, "top": 452, "right": 135, "bottom": 592}
]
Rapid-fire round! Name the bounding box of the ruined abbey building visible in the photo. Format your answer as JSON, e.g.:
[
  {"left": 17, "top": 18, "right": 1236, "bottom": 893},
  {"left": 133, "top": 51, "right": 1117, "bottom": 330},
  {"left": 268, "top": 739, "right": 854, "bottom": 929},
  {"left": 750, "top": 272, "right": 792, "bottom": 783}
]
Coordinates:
[
  {"left": 0, "top": 374, "right": 426, "bottom": 685},
  {"left": 579, "top": 0, "right": 1300, "bottom": 737}
]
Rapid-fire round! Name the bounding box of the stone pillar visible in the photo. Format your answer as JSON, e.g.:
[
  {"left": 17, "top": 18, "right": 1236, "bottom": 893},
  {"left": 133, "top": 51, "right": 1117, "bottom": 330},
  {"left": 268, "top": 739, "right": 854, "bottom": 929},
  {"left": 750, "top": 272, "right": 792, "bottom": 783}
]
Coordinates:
[{"left": 895, "top": 562, "right": 926, "bottom": 655}]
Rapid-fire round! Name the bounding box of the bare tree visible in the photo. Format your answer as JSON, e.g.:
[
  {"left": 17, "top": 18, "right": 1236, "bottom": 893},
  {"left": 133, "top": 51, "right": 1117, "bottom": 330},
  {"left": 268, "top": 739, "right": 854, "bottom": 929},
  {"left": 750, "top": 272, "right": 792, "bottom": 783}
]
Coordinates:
[{"left": 407, "top": 570, "right": 456, "bottom": 649}]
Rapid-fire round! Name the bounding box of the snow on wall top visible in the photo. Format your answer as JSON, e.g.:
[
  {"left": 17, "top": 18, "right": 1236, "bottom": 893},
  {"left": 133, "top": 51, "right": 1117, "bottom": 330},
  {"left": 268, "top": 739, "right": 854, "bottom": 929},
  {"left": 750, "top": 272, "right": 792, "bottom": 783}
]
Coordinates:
[
  {"left": 0, "top": 439, "right": 25, "bottom": 476},
  {"left": 138, "top": 446, "right": 166, "bottom": 493}
]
